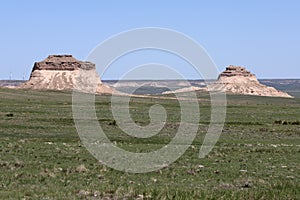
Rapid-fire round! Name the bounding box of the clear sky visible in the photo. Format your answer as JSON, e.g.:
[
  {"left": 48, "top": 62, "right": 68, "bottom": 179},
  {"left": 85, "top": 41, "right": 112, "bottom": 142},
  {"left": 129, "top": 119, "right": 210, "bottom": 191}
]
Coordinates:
[{"left": 0, "top": 0, "right": 299, "bottom": 80}]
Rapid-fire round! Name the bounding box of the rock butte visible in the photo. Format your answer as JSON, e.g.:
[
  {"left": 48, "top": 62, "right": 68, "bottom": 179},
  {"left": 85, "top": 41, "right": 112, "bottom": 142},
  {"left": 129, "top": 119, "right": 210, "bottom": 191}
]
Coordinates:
[
  {"left": 20, "top": 55, "right": 114, "bottom": 94},
  {"left": 209, "top": 66, "right": 293, "bottom": 98},
  {"left": 164, "top": 66, "right": 293, "bottom": 98}
]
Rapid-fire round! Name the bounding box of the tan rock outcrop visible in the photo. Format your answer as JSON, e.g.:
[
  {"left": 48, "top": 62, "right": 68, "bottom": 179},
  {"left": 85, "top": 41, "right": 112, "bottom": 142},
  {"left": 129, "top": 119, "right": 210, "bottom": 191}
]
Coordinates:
[
  {"left": 20, "top": 55, "right": 114, "bottom": 94},
  {"left": 164, "top": 65, "right": 293, "bottom": 98},
  {"left": 162, "top": 86, "right": 205, "bottom": 95},
  {"left": 208, "top": 65, "right": 293, "bottom": 98}
]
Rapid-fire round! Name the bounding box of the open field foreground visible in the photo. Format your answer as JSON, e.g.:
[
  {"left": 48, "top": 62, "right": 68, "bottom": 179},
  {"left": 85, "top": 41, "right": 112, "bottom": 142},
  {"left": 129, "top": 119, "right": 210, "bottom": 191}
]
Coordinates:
[{"left": 0, "top": 88, "right": 299, "bottom": 199}]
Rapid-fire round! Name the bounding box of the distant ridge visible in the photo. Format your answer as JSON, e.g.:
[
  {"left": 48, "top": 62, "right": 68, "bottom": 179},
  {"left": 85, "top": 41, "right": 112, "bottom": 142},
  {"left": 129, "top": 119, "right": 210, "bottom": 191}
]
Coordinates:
[{"left": 0, "top": 80, "right": 25, "bottom": 88}]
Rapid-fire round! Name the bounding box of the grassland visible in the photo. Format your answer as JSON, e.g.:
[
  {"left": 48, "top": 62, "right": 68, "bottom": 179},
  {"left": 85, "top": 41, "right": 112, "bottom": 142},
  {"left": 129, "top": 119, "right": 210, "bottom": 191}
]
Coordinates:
[{"left": 0, "top": 88, "right": 299, "bottom": 199}]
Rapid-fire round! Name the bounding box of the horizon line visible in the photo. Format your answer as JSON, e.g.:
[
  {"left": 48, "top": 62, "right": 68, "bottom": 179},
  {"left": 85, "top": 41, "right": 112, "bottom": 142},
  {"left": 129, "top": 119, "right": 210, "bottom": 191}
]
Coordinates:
[{"left": 1, "top": 78, "right": 300, "bottom": 82}]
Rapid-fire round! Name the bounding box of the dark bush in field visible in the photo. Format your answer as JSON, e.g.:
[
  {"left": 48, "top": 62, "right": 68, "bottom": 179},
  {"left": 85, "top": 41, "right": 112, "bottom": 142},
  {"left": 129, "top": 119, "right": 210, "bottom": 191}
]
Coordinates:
[
  {"left": 274, "top": 120, "right": 300, "bottom": 125},
  {"left": 108, "top": 120, "right": 117, "bottom": 126},
  {"left": 5, "top": 113, "right": 14, "bottom": 117}
]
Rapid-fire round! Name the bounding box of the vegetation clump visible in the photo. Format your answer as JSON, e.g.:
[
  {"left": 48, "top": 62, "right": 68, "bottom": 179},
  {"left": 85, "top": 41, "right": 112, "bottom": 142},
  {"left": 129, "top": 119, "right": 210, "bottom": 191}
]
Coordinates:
[{"left": 274, "top": 120, "right": 300, "bottom": 125}]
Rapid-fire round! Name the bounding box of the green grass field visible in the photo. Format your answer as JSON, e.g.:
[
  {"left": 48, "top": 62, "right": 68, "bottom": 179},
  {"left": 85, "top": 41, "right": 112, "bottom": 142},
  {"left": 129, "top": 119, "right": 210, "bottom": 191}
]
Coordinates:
[{"left": 0, "top": 88, "right": 299, "bottom": 199}]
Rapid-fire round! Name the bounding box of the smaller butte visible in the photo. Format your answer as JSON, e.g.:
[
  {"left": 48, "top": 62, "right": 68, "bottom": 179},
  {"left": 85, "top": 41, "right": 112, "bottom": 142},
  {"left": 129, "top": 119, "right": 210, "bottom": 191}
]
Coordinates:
[
  {"left": 164, "top": 65, "right": 293, "bottom": 98},
  {"left": 208, "top": 65, "right": 293, "bottom": 98}
]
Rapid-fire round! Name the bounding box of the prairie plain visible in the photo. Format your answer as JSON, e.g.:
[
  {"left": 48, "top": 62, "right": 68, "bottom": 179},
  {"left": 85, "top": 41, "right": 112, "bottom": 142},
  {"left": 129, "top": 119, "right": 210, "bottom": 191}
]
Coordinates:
[{"left": 0, "top": 88, "right": 299, "bottom": 199}]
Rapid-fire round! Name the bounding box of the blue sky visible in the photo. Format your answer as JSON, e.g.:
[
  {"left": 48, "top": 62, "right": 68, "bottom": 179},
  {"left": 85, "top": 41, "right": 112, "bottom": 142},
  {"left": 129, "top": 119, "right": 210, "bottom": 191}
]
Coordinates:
[{"left": 0, "top": 0, "right": 299, "bottom": 80}]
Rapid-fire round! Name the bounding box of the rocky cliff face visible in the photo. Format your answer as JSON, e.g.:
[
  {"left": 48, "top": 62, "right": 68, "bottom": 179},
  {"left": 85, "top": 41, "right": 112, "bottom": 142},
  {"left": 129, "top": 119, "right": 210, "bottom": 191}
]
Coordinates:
[
  {"left": 20, "top": 55, "right": 113, "bottom": 94},
  {"left": 31, "top": 55, "right": 95, "bottom": 71},
  {"left": 208, "top": 65, "right": 293, "bottom": 98}
]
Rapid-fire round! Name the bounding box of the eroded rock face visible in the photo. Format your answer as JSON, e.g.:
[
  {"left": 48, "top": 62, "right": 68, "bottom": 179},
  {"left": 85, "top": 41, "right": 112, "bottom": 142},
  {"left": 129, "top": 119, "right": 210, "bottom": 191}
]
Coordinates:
[
  {"left": 218, "top": 66, "right": 255, "bottom": 78},
  {"left": 208, "top": 65, "right": 293, "bottom": 98},
  {"left": 164, "top": 65, "right": 293, "bottom": 98},
  {"left": 20, "top": 55, "right": 114, "bottom": 94}
]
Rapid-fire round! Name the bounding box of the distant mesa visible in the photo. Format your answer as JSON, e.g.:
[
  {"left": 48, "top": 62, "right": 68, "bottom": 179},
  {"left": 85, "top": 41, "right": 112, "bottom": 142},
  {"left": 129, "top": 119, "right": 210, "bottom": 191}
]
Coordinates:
[
  {"left": 20, "top": 55, "right": 114, "bottom": 94},
  {"left": 164, "top": 65, "right": 293, "bottom": 98}
]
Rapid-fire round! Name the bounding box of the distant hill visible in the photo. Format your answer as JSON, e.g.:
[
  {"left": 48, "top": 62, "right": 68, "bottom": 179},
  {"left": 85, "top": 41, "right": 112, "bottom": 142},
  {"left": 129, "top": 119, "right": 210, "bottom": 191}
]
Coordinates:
[
  {"left": 259, "top": 79, "right": 300, "bottom": 92},
  {"left": 0, "top": 80, "right": 25, "bottom": 87},
  {"left": 260, "top": 79, "right": 300, "bottom": 98}
]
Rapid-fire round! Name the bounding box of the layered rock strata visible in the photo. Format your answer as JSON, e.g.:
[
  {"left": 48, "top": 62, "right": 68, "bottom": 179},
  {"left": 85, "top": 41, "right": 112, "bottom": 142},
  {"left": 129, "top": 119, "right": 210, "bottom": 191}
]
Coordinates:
[
  {"left": 20, "top": 55, "right": 113, "bottom": 94},
  {"left": 208, "top": 66, "right": 293, "bottom": 98}
]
